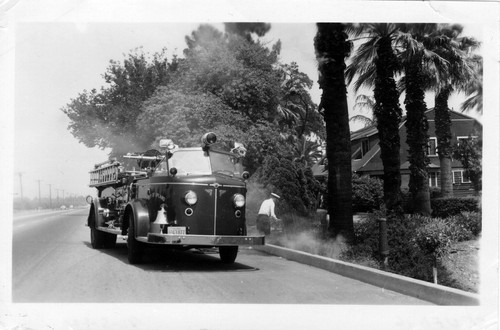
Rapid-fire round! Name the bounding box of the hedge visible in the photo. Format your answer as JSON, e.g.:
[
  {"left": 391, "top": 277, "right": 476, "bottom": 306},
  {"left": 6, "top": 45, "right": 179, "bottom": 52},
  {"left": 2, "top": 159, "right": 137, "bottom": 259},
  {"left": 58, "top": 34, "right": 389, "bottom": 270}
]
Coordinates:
[{"left": 431, "top": 197, "right": 480, "bottom": 218}]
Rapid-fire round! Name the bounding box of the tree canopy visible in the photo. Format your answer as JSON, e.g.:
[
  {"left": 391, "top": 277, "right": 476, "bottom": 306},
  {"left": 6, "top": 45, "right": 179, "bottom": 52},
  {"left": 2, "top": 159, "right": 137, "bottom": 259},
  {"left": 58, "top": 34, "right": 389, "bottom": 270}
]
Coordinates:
[{"left": 62, "top": 24, "right": 323, "bottom": 173}]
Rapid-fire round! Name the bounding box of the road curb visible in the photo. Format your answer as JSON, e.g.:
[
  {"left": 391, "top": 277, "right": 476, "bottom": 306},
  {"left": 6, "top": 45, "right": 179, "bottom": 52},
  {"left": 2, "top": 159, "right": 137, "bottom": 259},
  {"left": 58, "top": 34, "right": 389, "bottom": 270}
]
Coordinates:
[{"left": 254, "top": 244, "right": 480, "bottom": 306}]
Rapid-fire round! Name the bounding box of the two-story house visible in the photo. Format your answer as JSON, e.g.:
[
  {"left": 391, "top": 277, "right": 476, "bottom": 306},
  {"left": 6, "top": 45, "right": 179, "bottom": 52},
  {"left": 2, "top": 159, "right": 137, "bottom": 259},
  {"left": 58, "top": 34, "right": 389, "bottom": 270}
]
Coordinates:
[{"left": 313, "top": 108, "right": 482, "bottom": 196}]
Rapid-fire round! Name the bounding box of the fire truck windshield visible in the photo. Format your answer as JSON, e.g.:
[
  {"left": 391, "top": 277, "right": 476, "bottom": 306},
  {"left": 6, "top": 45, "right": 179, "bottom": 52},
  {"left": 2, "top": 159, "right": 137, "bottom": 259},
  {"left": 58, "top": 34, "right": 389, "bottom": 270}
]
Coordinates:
[
  {"left": 154, "top": 149, "right": 243, "bottom": 177},
  {"left": 209, "top": 151, "right": 243, "bottom": 177},
  {"left": 165, "top": 149, "right": 211, "bottom": 175}
]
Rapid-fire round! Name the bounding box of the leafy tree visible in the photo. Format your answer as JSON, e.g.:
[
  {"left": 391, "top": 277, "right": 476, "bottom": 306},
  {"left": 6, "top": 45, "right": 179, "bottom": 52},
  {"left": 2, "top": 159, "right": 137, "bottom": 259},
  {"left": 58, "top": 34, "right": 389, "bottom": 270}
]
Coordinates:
[
  {"left": 452, "top": 136, "right": 482, "bottom": 193},
  {"left": 137, "top": 87, "right": 246, "bottom": 147},
  {"left": 61, "top": 48, "right": 177, "bottom": 155},
  {"left": 254, "top": 155, "right": 321, "bottom": 216},
  {"left": 180, "top": 25, "right": 282, "bottom": 123},
  {"left": 314, "top": 23, "right": 354, "bottom": 239},
  {"left": 62, "top": 23, "right": 321, "bottom": 181},
  {"left": 224, "top": 22, "right": 272, "bottom": 42},
  {"left": 277, "top": 62, "right": 325, "bottom": 139},
  {"left": 345, "top": 23, "right": 404, "bottom": 218},
  {"left": 145, "top": 24, "right": 319, "bottom": 172}
]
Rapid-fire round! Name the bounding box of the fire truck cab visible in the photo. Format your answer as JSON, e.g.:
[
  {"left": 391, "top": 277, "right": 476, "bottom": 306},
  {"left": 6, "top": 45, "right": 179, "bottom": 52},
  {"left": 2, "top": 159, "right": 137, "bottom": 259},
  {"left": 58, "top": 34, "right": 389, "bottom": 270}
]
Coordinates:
[{"left": 87, "top": 133, "right": 264, "bottom": 264}]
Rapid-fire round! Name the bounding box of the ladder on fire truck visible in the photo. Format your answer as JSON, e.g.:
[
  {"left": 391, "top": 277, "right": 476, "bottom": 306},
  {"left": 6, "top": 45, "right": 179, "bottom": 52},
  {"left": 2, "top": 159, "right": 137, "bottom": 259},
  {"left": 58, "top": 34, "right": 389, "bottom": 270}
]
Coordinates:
[
  {"left": 89, "top": 153, "right": 164, "bottom": 187},
  {"left": 89, "top": 159, "right": 122, "bottom": 187}
]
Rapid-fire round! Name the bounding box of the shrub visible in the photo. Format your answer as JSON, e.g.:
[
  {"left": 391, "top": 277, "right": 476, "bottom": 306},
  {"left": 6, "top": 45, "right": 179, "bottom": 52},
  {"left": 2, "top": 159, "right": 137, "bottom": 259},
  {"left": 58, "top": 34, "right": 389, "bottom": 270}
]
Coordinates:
[
  {"left": 253, "top": 156, "right": 321, "bottom": 216},
  {"left": 413, "top": 219, "right": 452, "bottom": 258},
  {"left": 351, "top": 174, "right": 384, "bottom": 213},
  {"left": 447, "top": 211, "right": 481, "bottom": 238},
  {"left": 341, "top": 212, "right": 440, "bottom": 282},
  {"left": 431, "top": 197, "right": 480, "bottom": 218}
]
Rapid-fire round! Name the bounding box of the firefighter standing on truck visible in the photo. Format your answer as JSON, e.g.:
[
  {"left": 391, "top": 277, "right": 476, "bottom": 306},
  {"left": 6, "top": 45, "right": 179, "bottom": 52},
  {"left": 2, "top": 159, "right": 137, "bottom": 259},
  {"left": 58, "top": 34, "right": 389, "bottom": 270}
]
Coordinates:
[{"left": 256, "top": 192, "right": 280, "bottom": 235}]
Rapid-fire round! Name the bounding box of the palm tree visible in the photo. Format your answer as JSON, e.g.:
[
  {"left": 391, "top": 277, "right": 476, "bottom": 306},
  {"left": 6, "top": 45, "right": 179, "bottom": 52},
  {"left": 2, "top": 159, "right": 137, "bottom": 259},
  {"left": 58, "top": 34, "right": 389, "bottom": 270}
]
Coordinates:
[
  {"left": 345, "top": 23, "right": 404, "bottom": 218},
  {"left": 314, "top": 23, "right": 353, "bottom": 239},
  {"left": 461, "top": 55, "right": 483, "bottom": 114},
  {"left": 430, "top": 24, "right": 480, "bottom": 198},
  {"left": 350, "top": 94, "right": 376, "bottom": 128},
  {"left": 396, "top": 23, "right": 450, "bottom": 215},
  {"left": 289, "top": 136, "right": 323, "bottom": 166}
]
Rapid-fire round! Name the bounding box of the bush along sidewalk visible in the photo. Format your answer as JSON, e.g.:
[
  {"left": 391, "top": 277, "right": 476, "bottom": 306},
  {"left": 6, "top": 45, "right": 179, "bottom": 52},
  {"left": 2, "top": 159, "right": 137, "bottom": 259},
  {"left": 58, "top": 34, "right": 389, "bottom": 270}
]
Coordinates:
[
  {"left": 267, "top": 208, "right": 481, "bottom": 293},
  {"left": 413, "top": 219, "right": 452, "bottom": 284},
  {"left": 340, "top": 211, "right": 481, "bottom": 291}
]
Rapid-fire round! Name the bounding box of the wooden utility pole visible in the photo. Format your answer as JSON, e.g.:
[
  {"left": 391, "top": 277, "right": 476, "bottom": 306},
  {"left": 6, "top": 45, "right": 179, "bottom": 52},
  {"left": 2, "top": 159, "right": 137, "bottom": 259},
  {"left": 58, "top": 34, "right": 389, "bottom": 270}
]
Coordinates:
[
  {"left": 36, "top": 179, "right": 42, "bottom": 209},
  {"left": 48, "top": 184, "right": 52, "bottom": 209},
  {"left": 17, "top": 172, "right": 24, "bottom": 200}
]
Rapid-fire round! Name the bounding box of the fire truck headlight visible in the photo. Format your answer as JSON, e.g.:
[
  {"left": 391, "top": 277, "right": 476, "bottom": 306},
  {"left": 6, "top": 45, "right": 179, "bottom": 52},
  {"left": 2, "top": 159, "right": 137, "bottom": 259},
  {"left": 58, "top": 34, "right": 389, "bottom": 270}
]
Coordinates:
[
  {"left": 233, "top": 194, "right": 245, "bottom": 208},
  {"left": 184, "top": 190, "right": 198, "bottom": 206}
]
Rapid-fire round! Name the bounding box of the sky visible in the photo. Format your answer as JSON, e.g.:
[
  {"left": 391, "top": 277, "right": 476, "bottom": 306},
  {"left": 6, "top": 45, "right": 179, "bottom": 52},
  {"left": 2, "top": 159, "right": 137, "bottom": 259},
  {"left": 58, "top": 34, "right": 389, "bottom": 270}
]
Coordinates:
[
  {"left": 4, "top": 1, "right": 494, "bottom": 201},
  {"left": 1, "top": 0, "right": 499, "bottom": 328}
]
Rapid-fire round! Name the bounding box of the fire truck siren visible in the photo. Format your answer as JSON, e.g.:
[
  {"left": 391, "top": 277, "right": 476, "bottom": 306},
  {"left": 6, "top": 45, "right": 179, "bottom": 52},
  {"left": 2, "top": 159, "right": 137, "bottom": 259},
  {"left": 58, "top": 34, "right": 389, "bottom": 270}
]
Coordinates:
[{"left": 202, "top": 132, "right": 217, "bottom": 146}]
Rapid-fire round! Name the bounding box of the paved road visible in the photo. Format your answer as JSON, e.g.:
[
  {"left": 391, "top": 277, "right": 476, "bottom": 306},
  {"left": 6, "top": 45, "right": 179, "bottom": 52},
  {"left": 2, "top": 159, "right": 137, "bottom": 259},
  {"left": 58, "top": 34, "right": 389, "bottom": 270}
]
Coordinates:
[{"left": 12, "top": 208, "right": 432, "bottom": 304}]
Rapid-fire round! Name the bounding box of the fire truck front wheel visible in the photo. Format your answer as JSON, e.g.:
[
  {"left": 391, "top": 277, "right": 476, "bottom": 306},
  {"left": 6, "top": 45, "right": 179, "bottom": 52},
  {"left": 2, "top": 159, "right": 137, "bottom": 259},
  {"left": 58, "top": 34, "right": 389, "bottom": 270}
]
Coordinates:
[
  {"left": 89, "top": 210, "right": 116, "bottom": 249},
  {"left": 126, "top": 213, "right": 144, "bottom": 264},
  {"left": 219, "top": 246, "right": 238, "bottom": 264}
]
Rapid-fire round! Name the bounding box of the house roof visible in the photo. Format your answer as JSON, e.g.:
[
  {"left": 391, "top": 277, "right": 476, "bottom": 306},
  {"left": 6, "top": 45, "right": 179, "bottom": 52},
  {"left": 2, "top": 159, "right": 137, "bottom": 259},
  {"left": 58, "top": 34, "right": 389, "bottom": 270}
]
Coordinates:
[
  {"left": 352, "top": 143, "right": 381, "bottom": 172},
  {"left": 350, "top": 108, "right": 481, "bottom": 141}
]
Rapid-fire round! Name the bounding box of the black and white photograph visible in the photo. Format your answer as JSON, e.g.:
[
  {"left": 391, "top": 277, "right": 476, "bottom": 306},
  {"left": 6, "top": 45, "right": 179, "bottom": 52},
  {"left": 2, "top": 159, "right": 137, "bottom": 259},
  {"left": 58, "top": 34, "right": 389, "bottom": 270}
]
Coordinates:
[{"left": 1, "top": 0, "right": 499, "bottom": 329}]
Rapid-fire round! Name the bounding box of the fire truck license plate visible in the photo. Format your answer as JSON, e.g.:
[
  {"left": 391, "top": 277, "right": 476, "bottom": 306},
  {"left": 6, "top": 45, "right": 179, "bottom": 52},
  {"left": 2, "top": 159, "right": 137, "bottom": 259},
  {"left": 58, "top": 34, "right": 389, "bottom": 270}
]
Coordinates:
[{"left": 168, "top": 227, "right": 186, "bottom": 235}]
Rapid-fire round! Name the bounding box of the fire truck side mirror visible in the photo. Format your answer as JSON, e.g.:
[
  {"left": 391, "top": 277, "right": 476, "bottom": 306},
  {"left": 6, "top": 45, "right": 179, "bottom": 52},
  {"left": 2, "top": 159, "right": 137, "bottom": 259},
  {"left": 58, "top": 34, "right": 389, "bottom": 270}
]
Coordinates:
[{"left": 86, "top": 196, "right": 93, "bottom": 204}]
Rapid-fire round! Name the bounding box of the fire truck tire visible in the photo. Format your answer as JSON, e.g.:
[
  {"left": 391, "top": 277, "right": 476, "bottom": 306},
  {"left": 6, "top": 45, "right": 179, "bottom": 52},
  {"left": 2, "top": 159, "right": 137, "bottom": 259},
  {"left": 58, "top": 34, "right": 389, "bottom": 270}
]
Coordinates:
[
  {"left": 90, "top": 226, "right": 105, "bottom": 249},
  {"left": 127, "top": 214, "right": 144, "bottom": 264},
  {"left": 90, "top": 209, "right": 108, "bottom": 249},
  {"left": 219, "top": 246, "right": 238, "bottom": 264}
]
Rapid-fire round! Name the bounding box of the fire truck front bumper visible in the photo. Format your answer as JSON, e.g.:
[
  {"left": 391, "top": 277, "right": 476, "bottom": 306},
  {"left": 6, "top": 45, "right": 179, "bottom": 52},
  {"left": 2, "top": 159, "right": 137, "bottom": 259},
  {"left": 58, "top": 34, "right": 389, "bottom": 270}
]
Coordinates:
[{"left": 140, "top": 233, "right": 265, "bottom": 246}]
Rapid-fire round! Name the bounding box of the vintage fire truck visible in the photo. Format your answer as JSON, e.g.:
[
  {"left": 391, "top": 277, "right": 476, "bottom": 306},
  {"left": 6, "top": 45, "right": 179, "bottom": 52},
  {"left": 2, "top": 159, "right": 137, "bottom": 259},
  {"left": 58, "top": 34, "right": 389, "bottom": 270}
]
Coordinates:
[{"left": 86, "top": 132, "right": 264, "bottom": 264}]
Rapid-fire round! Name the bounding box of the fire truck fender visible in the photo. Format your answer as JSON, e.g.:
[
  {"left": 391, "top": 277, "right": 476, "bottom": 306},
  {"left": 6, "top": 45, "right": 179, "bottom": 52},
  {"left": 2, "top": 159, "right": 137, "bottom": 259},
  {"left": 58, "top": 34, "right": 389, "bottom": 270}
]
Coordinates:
[
  {"left": 123, "top": 200, "right": 150, "bottom": 238},
  {"left": 87, "top": 197, "right": 105, "bottom": 228}
]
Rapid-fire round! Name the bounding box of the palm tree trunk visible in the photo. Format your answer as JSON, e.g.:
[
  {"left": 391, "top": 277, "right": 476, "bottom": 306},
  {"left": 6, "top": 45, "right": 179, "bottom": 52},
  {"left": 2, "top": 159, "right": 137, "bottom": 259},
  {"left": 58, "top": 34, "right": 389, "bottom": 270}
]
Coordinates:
[
  {"left": 404, "top": 62, "right": 432, "bottom": 215},
  {"left": 373, "top": 35, "right": 403, "bottom": 217},
  {"left": 315, "top": 23, "right": 353, "bottom": 239},
  {"left": 434, "top": 87, "right": 454, "bottom": 197}
]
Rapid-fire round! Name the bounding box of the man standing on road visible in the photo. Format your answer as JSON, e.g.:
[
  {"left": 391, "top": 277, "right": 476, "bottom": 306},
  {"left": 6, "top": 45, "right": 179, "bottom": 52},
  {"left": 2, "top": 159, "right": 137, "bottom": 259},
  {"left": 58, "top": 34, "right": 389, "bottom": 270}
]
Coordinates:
[{"left": 256, "top": 192, "right": 280, "bottom": 235}]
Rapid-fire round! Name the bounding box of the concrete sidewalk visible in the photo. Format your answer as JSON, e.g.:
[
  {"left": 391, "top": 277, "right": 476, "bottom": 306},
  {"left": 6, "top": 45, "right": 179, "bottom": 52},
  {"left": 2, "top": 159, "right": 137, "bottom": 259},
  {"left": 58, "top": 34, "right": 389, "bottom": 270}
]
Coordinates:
[{"left": 255, "top": 244, "right": 480, "bottom": 306}]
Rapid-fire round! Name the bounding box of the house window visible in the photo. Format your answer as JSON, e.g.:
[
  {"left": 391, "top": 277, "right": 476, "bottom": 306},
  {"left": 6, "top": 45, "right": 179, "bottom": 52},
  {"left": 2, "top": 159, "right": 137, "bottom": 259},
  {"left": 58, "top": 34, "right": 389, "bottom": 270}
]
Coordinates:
[
  {"left": 429, "top": 172, "right": 440, "bottom": 187},
  {"left": 427, "top": 137, "right": 437, "bottom": 156},
  {"left": 453, "top": 170, "right": 471, "bottom": 184},
  {"left": 361, "top": 139, "right": 370, "bottom": 156},
  {"left": 457, "top": 136, "right": 478, "bottom": 145}
]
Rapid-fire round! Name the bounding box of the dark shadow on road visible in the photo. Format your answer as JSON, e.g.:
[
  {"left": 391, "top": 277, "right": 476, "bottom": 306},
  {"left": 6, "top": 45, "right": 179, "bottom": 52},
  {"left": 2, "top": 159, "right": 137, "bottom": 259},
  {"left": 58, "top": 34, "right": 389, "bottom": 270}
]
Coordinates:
[{"left": 82, "top": 241, "right": 260, "bottom": 272}]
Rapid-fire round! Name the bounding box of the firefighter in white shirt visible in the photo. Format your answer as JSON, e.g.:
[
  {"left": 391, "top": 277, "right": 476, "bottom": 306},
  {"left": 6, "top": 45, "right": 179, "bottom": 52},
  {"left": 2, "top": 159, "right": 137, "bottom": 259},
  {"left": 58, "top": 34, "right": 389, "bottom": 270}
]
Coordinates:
[{"left": 256, "top": 193, "right": 280, "bottom": 235}]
